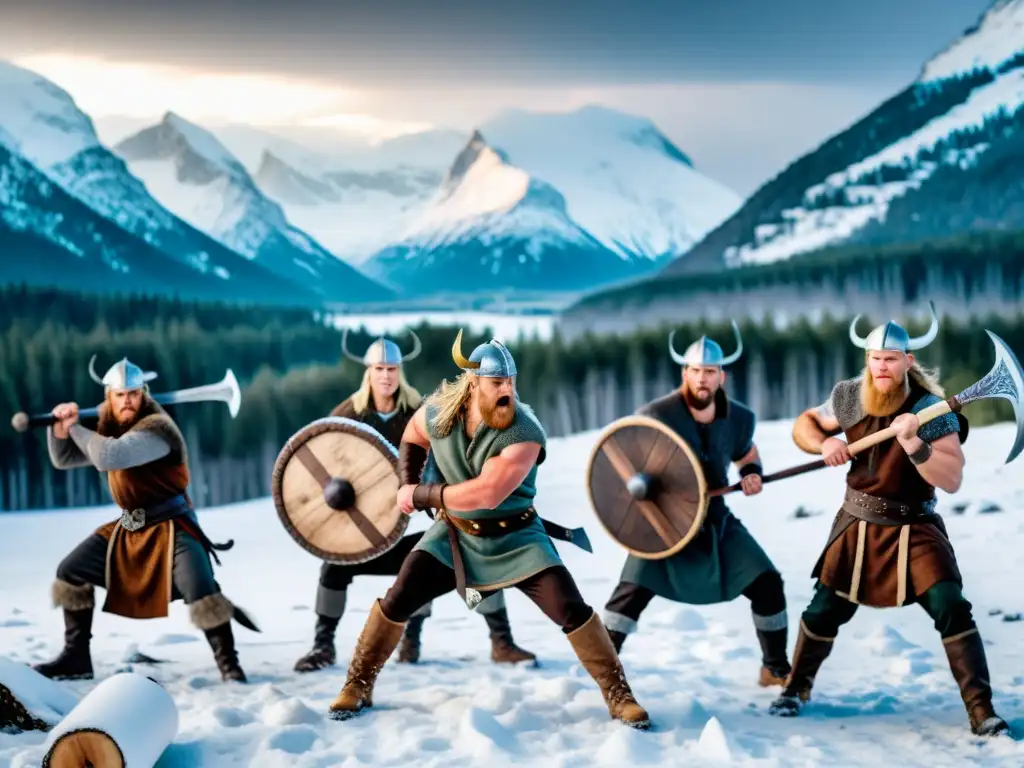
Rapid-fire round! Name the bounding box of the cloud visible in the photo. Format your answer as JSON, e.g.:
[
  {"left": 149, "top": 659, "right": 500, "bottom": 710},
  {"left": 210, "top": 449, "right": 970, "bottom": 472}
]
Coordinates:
[
  {"left": 13, "top": 53, "right": 356, "bottom": 125},
  {"left": 17, "top": 52, "right": 896, "bottom": 196}
]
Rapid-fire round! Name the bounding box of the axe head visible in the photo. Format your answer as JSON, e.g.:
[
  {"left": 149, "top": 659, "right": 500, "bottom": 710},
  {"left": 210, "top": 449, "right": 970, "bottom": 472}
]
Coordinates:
[{"left": 982, "top": 331, "right": 1024, "bottom": 464}]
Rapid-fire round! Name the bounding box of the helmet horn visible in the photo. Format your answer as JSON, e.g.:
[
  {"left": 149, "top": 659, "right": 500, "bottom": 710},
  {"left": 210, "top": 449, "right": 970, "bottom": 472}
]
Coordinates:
[
  {"left": 907, "top": 301, "right": 939, "bottom": 350},
  {"left": 88, "top": 354, "right": 105, "bottom": 385},
  {"left": 452, "top": 329, "right": 480, "bottom": 369},
  {"left": 667, "top": 330, "right": 688, "bottom": 366},
  {"left": 404, "top": 329, "right": 422, "bottom": 362},
  {"left": 720, "top": 320, "right": 743, "bottom": 365},
  {"left": 340, "top": 328, "right": 364, "bottom": 364}
]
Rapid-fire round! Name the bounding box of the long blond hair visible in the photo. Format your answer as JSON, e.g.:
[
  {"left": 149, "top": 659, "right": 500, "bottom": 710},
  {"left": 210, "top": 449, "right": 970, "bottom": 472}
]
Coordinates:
[
  {"left": 351, "top": 366, "right": 422, "bottom": 414},
  {"left": 425, "top": 372, "right": 474, "bottom": 437}
]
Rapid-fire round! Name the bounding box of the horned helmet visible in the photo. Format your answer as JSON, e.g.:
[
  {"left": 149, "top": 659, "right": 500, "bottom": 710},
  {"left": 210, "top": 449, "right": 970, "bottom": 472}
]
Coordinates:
[
  {"left": 341, "top": 328, "right": 422, "bottom": 366},
  {"left": 848, "top": 301, "right": 939, "bottom": 353},
  {"left": 88, "top": 355, "right": 157, "bottom": 392},
  {"left": 668, "top": 321, "right": 743, "bottom": 368}
]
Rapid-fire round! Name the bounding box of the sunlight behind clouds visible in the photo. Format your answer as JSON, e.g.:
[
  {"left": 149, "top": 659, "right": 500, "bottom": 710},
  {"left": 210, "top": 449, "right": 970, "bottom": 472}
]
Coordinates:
[{"left": 10, "top": 53, "right": 430, "bottom": 141}]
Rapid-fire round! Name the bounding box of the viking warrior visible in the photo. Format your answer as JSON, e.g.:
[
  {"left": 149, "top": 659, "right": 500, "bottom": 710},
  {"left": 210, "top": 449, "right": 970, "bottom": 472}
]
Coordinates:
[
  {"left": 36, "top": 356, "right": 254, "bottom": 683},
  {"left": 769, "top": 304, "right": 1009, "bottom": 737},
  {"left": 294, "top": 330, "right": 536, "bottom": 672},
  {"left": 326, "top": 331, "right": 650, "bottom": 729},
  {"left": 601, "top": 323, "right": 792, "bottom": 687}
]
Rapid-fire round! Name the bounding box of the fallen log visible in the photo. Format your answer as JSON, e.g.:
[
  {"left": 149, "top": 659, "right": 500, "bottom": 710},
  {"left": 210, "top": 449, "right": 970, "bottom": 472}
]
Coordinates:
[
  {"left": 0, "top": 656, "right": 78, "bottom": 734},
  {"left": 42, "top": 673, "right": 178, "bottom": 768}
]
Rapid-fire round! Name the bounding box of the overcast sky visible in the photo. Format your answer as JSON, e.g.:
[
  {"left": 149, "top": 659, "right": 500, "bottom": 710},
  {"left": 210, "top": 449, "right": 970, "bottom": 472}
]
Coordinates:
[{"left": 1, "top": 0, "right": 994, "bottom": 195}]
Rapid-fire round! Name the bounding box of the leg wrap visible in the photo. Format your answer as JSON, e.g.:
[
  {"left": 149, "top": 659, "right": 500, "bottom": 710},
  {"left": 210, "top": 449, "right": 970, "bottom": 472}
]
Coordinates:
[
  {"left": 188, "top": 593, "right": 234, "bottom": 630},
  {"left": 51, "top": 579, "right": 94, "bottom": 611},
  {"left": 315, "top": 586, "right": 348, "bottom": 620}
]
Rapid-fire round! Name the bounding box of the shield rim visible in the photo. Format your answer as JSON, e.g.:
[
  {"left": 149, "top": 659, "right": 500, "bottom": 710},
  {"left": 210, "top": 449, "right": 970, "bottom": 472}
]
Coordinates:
[
  {"left": 271, "top": 416, "right": 408, "bottom": 565},
  {"left": 585, "top": 414, "right": 709, "bottom": 561}
]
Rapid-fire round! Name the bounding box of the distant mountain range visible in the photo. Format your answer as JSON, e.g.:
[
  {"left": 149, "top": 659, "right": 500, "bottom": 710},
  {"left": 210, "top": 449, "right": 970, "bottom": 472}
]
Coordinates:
[
  {"left": 559, "top": 0, "right": 1024, "bottom": 333},
  {"left": 112, "top": 112, "right": 392, "bottom": 302},
  {"left": 0, "top": 56, "right": 744, "bottom": 305},
  {"left": 661, "top": 0, "right": 1024, "bottom": 276},
  {"left": 0, "top": 62, "right": 323, "bottom": 306}
]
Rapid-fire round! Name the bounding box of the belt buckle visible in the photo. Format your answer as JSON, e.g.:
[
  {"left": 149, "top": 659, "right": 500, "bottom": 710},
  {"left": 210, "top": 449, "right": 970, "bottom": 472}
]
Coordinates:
[{"left": 120, "top": 508, "right": 146, "bottom": 532}]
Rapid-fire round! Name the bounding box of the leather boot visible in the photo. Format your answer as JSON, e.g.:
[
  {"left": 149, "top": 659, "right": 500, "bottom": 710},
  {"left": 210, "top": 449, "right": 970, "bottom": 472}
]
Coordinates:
[
  {"left": 567, "top": 612, "right": 650, "bottom": 730},
  {"left": 396, "top": 615, "right": 425, "bottom": 664},
  {"left": 769, "top": 621, "right": 834, "bottom": 716},
  {"left": 33, "top": 608, "right": 94, "bottom": 681},
  {"left": 943, "top": 629, "right": 1010, "bottom": 737},
  {"left": 205, "top": 622, "right": 247, "bottom": 683},
  {"left": 329, "top": 600, "right": 406, "bottom": 720},
  {"left": 484, "top": 608, "right": 538, "bottom": 665},
  {"left": 294, "top": 615, "right": 339, "bottom": 672},
  {"left": 1, "top": 683, "right": 50, "bottom": 733},
  {"left": 756, "top": 626, "right": 792, "bottom": 687}
]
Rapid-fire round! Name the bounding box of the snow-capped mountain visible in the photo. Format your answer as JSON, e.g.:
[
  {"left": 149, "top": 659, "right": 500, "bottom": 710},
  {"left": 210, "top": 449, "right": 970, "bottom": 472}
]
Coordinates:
[
  {"left": 244, "top": 128, "right": 468, "bottom": 264},
  {"left": 362, "top": 130, "right": 640, "bottom": 294},
  {"left": 0, "top": 61, "right": 318, "bottom": 304},
  {"left": 113, "top": 113, "right": 394, "bottom": 301},
  {"left": 361, "top": 106, "right": 742, "bottom": 295},
  {"left": 662, "top": 0, "right": 1024, "bottom": 275},
  {"left": 0, "top": 141, "right": 316, "bottom": 303}
]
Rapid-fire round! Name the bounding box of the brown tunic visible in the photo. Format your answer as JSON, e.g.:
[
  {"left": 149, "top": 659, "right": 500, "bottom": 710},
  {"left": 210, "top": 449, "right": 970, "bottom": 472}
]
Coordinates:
[
  {"left": 91, "top": 399, "right": 196, "bottom": 619},
  {"left": 812, "top": 379, "right": 964, "bottom": 608}
]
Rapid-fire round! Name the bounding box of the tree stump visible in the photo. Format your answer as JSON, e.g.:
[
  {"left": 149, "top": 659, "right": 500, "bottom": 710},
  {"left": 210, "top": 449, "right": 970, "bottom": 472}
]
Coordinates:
[{"left": 42, "top": 673, "right": 178, "bottom": 768}]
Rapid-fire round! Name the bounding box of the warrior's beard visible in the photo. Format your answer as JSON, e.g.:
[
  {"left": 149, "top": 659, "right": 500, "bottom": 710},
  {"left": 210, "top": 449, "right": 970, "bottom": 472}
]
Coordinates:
[
  {"left": 97, "top": 392, "right": 155, "bottom": 436},
  {"left": 861, "top": 369, "right": 910, "bottom": 417},
  {"left": 682, "top": 381, "right": 716, "bottom": 410},
  {"left": 479, "top": 392, "right": 515, "bottom": 429}
]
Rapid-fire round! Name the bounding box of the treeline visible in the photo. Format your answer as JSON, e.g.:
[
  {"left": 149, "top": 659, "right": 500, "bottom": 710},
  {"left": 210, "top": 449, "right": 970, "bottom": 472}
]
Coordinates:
[
  {"left": 2, "top": 285, "right": 1020, "bottom": 511},
  {"left": 569, "top": 230, "right": 1024, "bottom": 311}
]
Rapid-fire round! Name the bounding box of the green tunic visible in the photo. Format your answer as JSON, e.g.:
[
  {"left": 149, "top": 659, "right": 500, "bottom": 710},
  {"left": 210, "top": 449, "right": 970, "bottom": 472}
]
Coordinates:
[
  {"left": 413, "top": 400, "right": 563, "bottom": 590},
  {"left": 618, "top": 389, "right": 778, "bottom": 605}
]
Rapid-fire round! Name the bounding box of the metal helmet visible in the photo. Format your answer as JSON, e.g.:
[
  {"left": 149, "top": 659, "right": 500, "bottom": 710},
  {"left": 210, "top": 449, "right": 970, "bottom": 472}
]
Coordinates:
[
  {"left": 342, "top": 328, "right": 421, "bottom": 366},
  {"left": 452, "top": 329, "right": 517, "bottom": 377},
  {"left": 88, "top": 355, "right": 157, "bottom": 391},
  {"left": 849, "top": 301, "right": 939, "bottom": 352},
  {"left": 668, "top": 320, "right": 743, "bottom": 367}
]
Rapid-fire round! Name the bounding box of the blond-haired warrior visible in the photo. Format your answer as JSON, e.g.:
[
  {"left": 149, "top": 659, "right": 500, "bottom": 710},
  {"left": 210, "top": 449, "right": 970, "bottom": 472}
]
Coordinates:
[
  {"left": 326, "top": 332, "right": 650, "bottom": 729},
  {"left": 771, "top": 303, "right": 1009, "bottom": 738},
  {"left": 293, "top": 331, "right": 536, "bottom": 672}
]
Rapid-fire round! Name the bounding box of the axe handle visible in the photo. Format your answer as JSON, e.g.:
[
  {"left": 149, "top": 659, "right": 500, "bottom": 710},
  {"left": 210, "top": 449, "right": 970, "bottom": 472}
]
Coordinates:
[{"left": 710, "top": 399, "right": 958, "bottom": 497}]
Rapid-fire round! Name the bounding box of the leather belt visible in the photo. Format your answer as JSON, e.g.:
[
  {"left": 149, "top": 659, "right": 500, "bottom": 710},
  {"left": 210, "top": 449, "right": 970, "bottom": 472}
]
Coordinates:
[
  {"left": 118, "top": 494, "right": 190, "bottom": 532},
  {"left": 842, "top": 488, "right": 938, "bottom": 526},
  {"left": 840, "top": 488, "right": 938, "bottom": 607},
  {"left": 431, "top": 506, "right": 592, "bottom": 610},
  {"left": 443, "top": 507, "right": 538, "bottom": 537},
  {"left": 118, "top": 494, "right": 235, "bottom": 565}
]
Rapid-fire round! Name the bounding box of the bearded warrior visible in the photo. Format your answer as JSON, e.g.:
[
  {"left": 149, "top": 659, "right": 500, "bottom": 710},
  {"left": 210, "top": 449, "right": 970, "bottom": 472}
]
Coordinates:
[
  {"left": 293, "top": 330, "right": 536, "bottom": 671},
  {"left": 769, "top": 304, "right": 1009, "bottom": 737},
  {"left": 602, "top": 323, "right": 792, "bottom": 687},
  {"left": 326, "top": 332, "right": 650, "bottom": 729},
  {"left": 37, "top": 357, "right": 253, "bottom": 682}
]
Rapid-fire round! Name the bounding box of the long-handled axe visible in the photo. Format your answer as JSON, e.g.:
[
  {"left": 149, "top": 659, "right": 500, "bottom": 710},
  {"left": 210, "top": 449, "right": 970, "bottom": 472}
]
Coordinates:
[{"left": 710, "top": 330, "right": 1024, "bottom": 496}]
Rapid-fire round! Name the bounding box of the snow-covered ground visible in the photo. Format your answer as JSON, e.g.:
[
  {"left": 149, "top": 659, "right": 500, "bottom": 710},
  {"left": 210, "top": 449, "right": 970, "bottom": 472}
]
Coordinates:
[{"left": 2, "top": 419, "right": 1023, "bottom": 766}]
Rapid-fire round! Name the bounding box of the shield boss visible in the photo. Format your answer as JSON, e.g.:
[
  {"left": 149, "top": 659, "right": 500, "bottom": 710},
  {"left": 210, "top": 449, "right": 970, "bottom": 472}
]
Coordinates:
[
  {"left": 272, "top": 417, "right": 407, "bottom": 564},
  {"left": 585, "top": 414, "right": 708, "bottom": 560}
]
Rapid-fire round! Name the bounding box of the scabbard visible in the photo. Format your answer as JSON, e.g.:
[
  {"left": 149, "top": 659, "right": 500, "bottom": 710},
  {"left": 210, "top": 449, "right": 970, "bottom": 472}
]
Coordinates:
[
  {"left": 444, "top": 520, "right": 482, "bottom": 609},
  {"left": 540, "top": 518, "right": 592, "bottom": 553}
]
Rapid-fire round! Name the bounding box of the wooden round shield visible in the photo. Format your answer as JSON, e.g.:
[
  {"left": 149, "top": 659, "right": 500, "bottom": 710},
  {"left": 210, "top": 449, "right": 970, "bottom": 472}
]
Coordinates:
[
  {"left": 585, "top": 414, "right": 708, "bottom": 560},
  {"left": 271, "top": 416, "right": 407, "bottom": 564}
]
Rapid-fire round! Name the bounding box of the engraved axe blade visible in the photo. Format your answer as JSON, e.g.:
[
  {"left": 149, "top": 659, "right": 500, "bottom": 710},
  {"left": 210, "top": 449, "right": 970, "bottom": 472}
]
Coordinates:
[{"left": 954, "top": 331, "right": 1024, "bottom": 464}]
